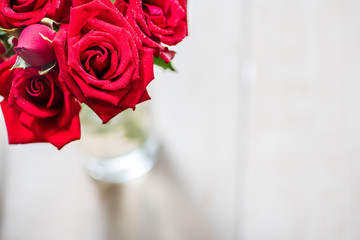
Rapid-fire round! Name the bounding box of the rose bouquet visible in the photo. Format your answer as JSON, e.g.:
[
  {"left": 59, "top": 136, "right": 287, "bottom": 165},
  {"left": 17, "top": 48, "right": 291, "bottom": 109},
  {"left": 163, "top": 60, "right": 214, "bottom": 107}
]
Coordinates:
[{"left": 0, "top": 0, "right": 187, "bottom": 149}]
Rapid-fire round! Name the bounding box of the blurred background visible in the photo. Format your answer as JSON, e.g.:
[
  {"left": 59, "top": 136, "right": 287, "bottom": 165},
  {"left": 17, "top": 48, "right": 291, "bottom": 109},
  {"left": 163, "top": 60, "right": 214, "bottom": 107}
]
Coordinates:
[{"left": 1, "top": 0, "right": 360, "bottom": 239}]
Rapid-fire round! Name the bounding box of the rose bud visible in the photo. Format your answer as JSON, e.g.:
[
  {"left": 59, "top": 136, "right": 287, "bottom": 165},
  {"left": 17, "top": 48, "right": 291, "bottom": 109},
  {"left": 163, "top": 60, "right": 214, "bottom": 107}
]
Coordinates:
[{"left": 14, "top": 24, "right": 56, "bottom": 67}]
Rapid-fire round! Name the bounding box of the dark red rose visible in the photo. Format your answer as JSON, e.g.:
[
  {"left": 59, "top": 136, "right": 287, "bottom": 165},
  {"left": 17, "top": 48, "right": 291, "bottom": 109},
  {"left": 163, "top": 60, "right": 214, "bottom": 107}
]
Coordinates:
[
  {"left": 53, "top": 0, "right": 154, "bottom": 123},
  {"left": 0, "top": 55, "right": 16, "bottom": 96},
  {"left": 0, "top": 56, "right": 81, "bottom": 149},
  {"left": 0, "top": 0, "right": 71, "bottom": 29},
  {"left": 47, "top": 0, "right": 71, "bottom": 22},
  {"left": 0, "top": 39, "right": 7, "bottom": 64},
  {"left": 114, "top": 0, "right": 188, "bottom": 62},
  {"left": 0, "top": 40, "right": 5, "bottom": 55},
  {"left": 14, "top": 24, "right": 56, "bottom": 67}
]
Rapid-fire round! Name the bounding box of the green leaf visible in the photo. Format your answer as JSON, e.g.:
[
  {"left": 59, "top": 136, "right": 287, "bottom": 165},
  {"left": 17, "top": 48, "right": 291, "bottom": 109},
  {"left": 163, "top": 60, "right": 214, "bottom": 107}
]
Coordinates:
[
  {"left": 40, "top": 18, "right": 59, "bottom": 30},
  {"left": 153, "top": 56, "right": 176, "bottom": 71},
  {"left": 0, "top": 27, "right": 17, "bottom": 34},
  {"left": 39, "top": 33, "right": 53, "bottom": 43},
  {"left": 10, "top": 55, "right": 31, "bottom": 70},
  {"left": 39, "top": 60, "right": 57, "bottom": 75},
  {"left": 0, "top": 27, "right": 21, "bottom": 38}
]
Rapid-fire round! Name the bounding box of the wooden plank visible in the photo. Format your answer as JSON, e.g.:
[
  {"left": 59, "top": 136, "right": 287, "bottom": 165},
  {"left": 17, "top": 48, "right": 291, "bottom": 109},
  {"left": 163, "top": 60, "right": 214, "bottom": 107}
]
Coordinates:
[{"left": 242, "top": 0, "right": 360, "bottom": 239}]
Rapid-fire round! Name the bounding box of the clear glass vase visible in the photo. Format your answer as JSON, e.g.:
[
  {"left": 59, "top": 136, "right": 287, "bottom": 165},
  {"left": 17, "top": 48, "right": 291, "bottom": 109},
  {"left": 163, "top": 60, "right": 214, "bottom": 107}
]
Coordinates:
[{"left": 78, "top": 102, "right": 158, "bottom": 183}]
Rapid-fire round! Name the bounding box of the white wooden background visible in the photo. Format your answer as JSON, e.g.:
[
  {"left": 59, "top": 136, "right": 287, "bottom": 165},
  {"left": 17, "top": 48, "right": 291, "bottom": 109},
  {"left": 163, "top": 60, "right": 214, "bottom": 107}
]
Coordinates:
[{"left": 1, "top": 0, "right": 360, "bottom": 239}]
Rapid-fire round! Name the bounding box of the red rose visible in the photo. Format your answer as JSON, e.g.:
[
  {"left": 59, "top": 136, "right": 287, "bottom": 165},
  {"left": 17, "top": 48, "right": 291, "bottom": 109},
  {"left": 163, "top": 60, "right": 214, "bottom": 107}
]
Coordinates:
[
  {"left": 0, "top": 39, "right": 7, "bottom": 64},
  {"left": 0, "top": 56, "right": 81, "bottom": 149},
  {"left": 115, "top": 0, "right": 188, "bottom": 62},
  {"left": 14, "top": 24, "right": 56, "bottom": 67},
  {"left": 53, "top": 0, "right": 154, "bottom": 123},
  {"left": 0, "top": 0, "right": 71, "bottom": 29},
  {"left": 0, "top": 55, "right": 16, "bottom": 96},
  {"left": 47, "top": 0, "right": 71, "bottom": 22}
]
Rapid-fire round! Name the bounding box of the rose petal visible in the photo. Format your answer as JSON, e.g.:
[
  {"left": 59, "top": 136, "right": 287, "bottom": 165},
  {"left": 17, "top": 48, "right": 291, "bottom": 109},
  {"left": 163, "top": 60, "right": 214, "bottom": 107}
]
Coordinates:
[
  {"left": 53, "top": 24, "right": 86, "bottom": 102},
  {"left": 20, "top": 111, "right": 81, "bottom": 150},
  {"left": 1, "top": 99, "right": 45, "bottom": 145},
  {"left": 0, "top": 56, "right": 17, "bottom": 97},
  {"left": 0, "top": 0, "right": 51, "bottom": 28}
]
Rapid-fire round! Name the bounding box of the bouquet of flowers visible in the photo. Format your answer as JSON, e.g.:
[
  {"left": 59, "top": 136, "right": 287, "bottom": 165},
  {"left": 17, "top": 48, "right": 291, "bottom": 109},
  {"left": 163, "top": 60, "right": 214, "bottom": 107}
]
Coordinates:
[{"left": 0, "top": 0, "right": 187, "bottom": 149}]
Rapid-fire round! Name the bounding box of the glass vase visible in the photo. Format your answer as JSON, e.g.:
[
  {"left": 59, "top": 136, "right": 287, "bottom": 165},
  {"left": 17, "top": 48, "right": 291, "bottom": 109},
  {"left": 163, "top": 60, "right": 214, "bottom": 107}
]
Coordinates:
[{"left": 78, "top": 102, "right": 158, "bottom": 183}]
